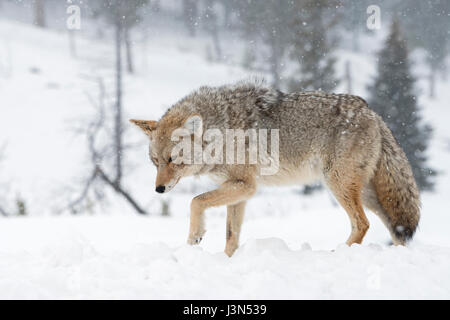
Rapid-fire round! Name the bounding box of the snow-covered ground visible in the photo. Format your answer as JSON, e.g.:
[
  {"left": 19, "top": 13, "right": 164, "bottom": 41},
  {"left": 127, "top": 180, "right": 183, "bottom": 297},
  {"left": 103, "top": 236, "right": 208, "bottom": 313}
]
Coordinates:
[
  {"left": 1, "top": 216, "right": 450, "bottom": 299},
  {"left": 1, "top": 17, "right": 450, "bottom": 299}
]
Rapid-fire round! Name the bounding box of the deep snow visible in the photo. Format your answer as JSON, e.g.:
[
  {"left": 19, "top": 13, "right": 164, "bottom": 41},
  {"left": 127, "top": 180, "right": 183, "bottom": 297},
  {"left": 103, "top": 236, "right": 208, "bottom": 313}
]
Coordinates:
[
  {"left": 1, "top": 14, "right": 450, "bottom": 299},
  {"left": 1, "top": 216, "right": 450, "bottom": 299}
]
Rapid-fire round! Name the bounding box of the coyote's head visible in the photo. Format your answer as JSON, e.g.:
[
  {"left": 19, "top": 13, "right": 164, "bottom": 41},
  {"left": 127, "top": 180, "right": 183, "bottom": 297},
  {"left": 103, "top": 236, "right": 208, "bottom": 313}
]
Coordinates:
[{"left": 130, "top": 115, "right": 204, "bottom": 194}]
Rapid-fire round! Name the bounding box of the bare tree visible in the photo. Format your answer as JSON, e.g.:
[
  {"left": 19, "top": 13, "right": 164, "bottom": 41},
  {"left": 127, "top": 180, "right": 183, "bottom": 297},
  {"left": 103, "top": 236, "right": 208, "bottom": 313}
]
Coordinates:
[
  {"left": 345, "top": 60, "right": 352, "bottom": 94},
  {"left": 95, "top": 0, "right": 148, "bottom": 74},
  {"left": 0, "top": 144, "right": 10, "bottom": 217},
  {"left": 33, "top": 0, "right": 46, "bottom": 28},
  {"left": 124, "top": 29, "right": 134, "bottom": 74},
  {"left": 182, "top": 0, "right": 199, "bottom": 37},
  {"left": 237, "top": 0, "right": 293, "bottom": 88},
  {"left": 0, "top": 206, "right": 7, "bottom": 217},
  {"left": 114, "top": 16, "right": 124, "bottom": 185},
  {"left": 202, "top": 0, "right": 222, "bottom": 61},
  {"left": 65, "top": 1, "right": 150, "bottom": 215},
  {"left": 68, "top": 76, "right": 148, "bottom": 215}
]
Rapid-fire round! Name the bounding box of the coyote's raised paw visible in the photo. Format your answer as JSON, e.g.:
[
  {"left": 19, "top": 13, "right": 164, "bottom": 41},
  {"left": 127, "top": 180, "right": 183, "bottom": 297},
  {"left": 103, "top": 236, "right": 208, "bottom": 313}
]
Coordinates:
[{"left": 187, "top": 228, "right": 205, "bottom": 245}]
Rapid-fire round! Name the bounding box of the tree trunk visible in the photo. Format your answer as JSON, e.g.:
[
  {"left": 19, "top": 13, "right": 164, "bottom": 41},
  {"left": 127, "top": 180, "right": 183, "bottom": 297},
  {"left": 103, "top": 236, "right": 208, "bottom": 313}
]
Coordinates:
[
  {"left": 441, "top": 62, "right": 448, "bottom": 81},
  {"left": 223, "top": 4, "right": 231, "bottom": 28},
  {"left": 114, "top": 21, "right": 123, "bottom": 185},
  {"left": 33, "top": 0, "right": 46, "bottom": 28},
  {"left": 212, "top": 28, "right": 222, "bottom": 61},
  {"left": 429, "top": 67, "right": 436, "bottom": 99},
  {"left": 269, "top": 36, "right": 281, "bottom": 89},
  {"left": 152, "top": 0, "right": 161, "bottom": 12},
  {"left": 142, "top": 26, "right": 149, "bottom": 72},
  {"left": 0, "top": 205, "right": 8, "bottom": 217},
  {"left": 352, "top": 28, "right": 360, "bottom": 52},
  {"left": 124, "top": 28, "right": 134, "bottom": 74},
  {"left": 345, "top": 61, "right": 352, "bottom": 94},
  {"left": 96, "top": 167, "right": 148, "bottom": 215}
]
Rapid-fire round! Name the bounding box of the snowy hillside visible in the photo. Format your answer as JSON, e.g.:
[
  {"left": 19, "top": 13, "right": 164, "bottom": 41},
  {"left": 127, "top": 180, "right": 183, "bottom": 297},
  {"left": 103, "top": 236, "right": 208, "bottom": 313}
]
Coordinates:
[{"left": 1, "top": 16, "right": 450, "bottom": 299}]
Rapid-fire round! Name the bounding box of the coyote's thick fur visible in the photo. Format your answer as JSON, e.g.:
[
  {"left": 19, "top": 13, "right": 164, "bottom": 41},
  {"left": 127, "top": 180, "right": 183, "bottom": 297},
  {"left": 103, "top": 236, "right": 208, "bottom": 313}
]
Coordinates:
[{"left": 131, "top": 82, "right": 420, "bottom": 256}]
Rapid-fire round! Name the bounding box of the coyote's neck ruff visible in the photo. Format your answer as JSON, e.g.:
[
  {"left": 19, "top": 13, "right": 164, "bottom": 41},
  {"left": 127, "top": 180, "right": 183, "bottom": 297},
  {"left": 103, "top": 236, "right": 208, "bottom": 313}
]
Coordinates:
[{"left": 131, "top": 82, "right": 420, "bottom": 257}]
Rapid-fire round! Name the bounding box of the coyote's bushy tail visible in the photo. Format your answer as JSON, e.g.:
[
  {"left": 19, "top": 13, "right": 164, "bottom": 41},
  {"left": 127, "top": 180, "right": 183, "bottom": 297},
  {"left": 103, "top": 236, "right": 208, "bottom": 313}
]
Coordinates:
[{"left": 373, "top": 120, "right": 421, "bottom": 244}]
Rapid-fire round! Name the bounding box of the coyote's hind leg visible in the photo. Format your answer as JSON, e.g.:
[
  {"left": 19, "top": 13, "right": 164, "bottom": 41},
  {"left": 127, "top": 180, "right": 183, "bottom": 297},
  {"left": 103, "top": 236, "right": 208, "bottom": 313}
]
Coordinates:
[{"left": 325, "top": 171, "right": 370, "bottom": 245}]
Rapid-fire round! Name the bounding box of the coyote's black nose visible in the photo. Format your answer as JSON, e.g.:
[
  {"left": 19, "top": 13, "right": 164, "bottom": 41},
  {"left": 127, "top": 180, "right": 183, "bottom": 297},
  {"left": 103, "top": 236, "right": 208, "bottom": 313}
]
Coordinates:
[{"left": 155, "top": 185, "right": 165, "bottom": 193}]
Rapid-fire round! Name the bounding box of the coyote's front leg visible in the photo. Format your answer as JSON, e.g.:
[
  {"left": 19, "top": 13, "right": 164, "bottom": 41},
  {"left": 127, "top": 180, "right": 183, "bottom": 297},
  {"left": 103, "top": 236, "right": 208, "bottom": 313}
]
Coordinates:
[{"left": 187, "top": 179, "right": 256, "bottom": 255}]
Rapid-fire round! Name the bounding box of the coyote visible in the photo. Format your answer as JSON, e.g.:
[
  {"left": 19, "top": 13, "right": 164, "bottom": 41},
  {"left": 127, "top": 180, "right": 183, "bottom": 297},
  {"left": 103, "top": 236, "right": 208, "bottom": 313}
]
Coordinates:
[{"left": 131, "top": 82, "right": 420, "bottom": 256}]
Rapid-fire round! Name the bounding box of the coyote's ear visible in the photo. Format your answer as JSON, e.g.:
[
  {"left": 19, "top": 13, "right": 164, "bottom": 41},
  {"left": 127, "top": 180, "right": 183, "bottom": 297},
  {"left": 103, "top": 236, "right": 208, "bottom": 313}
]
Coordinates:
[
  {"left": 130, "top": 119, "right": 158, "bottom": 138},
  {"left": 183, "top": 115, "right": 203, "bottom": 136}
]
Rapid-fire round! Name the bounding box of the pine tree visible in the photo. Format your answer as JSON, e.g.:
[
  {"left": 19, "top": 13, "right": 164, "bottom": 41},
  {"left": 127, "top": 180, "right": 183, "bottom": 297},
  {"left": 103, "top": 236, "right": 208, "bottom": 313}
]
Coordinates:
[
  {"left": 287, "top": 0, "right": 340, "bottom": 93},
  {"left": 368, "top": 19, "right": 435, "bottom": 191},
  {"left": 397, "top": 0, "right": 450, "bottom": 98},
  {"left": 202, "top": 0, "right": 222, "bottom": 61},
  {"left": 287, "top": 0, "right": 340, "bottom": 195},
  {"left": 182, "top": 0, "right": 199, "bottom": 37},
  {"left": 237, "top": 0, "right": 294, "bottom": 88},
  {"left": 339, "top": 0, "right": 379, "bottom": 52}
]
